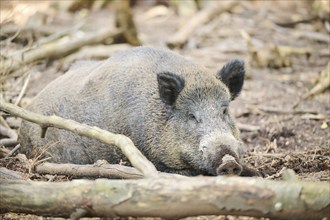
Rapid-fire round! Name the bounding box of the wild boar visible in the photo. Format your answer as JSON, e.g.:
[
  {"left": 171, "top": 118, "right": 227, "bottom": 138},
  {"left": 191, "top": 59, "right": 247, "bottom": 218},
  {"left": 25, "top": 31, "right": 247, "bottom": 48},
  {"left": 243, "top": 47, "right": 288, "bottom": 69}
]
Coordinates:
[{"left": 19, "top": 46, "right": 256, "bottom": 176}]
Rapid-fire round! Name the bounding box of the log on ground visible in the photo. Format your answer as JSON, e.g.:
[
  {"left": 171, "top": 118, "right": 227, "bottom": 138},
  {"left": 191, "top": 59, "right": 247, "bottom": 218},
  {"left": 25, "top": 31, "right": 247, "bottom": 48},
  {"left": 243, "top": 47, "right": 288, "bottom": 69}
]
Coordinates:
[{"left": 0, "top": 176, "right": 329, "bottom": 219}]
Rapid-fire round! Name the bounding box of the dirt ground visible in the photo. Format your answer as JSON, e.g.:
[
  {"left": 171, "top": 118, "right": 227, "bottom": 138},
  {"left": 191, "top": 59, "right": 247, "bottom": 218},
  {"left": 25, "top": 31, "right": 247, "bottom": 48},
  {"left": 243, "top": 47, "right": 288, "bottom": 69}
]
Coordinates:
[{"left": 0, "top": 0, "right": 329, "bottom": 219}]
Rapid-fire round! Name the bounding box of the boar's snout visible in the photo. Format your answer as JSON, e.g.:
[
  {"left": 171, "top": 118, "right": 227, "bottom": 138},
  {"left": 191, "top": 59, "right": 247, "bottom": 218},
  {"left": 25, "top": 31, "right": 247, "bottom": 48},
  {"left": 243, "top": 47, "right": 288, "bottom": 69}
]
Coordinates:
[
  {"left": 216, "top": 154, "right": 242, "bottom": 175},
  {"left": 199, "top": 133, "right": 245, "bottom": 176}
]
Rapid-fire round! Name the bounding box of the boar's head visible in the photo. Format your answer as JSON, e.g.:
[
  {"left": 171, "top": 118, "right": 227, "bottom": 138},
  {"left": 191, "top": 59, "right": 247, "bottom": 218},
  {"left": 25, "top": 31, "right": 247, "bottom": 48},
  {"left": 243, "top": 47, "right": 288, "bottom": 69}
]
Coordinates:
[{"left": 157, "top": 59, "right": 246, "bottom": 176}]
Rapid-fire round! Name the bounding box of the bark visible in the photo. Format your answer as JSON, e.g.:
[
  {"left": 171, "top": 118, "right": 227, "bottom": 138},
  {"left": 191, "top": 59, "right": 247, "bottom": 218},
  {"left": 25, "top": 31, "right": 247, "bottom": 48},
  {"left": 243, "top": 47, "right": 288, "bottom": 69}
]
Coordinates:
[
  {"left": 166, "top": 1, "right": 238, "bottom": 48},
  {"left": 0, "top": 175, "right": 328, "bottom": 219},
  {"left": 0, "top": 102, "right": 158, "bottom": 178}
]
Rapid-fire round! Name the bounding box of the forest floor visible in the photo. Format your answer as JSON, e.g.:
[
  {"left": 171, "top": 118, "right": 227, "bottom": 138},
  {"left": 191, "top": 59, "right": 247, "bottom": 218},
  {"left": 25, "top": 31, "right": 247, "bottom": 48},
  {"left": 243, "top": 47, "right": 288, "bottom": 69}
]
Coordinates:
[{"left": 0, "top": 1, "right": 329, "bottom": 220}]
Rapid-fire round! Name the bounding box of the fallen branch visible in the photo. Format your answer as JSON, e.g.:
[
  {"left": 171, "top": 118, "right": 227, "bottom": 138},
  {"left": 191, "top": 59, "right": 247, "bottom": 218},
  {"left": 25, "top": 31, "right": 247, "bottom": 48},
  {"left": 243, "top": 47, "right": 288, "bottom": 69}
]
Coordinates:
[
  {"left": 0, "top": 173, "right": 328, "bottom": 219},
  {"left": 4, "top": 144, "right": 21, "bottom": 158},
  {"left": 237, "top": 122, "right": 260, "bottom": 132},
  {"left": 0, "top": 27, "right": 122, "bottom": 75},
  {"left": 166, "top": 1, "right": 238, "bottom": 48},
  {"left": 35, "top": 162, "right": 184, "bottom": 180},
  {"left": 0, "top": 102, "right": 158, "bottom": 178},
  {"left": 35, "top": 162, "right": 143, "bottom": 179}
]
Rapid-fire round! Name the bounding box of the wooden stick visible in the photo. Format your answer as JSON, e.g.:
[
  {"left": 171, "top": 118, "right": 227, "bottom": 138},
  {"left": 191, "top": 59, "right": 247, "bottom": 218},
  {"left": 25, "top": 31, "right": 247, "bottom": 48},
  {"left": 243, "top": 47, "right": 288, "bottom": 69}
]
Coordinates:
[
  {"left": 237, "top": 123, "right": 260, "bottom": 132},
  {"left": 14, "top": 73, "right": 31, "bottom": 106},
  {"left": 35, "top": 162, "right": 143, "bottom": 179},
  {"left": 4, "top": 144, "right": 21, "bottom": 158},
  {"left": 34, "top": 162, "right": 184, "bottom": 180}
]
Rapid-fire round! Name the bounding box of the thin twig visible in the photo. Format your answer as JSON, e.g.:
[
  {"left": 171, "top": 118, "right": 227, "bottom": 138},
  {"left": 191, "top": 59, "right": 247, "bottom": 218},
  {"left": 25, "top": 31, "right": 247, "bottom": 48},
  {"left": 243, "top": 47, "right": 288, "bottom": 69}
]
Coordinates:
[
  {"left": 35, "top": 22, "right": 85, "bottom": 47},
  {"left": 265, "top": 167, "right": 287, "bottom": 180},
  {"left": 3, "top": 28, "right": 22, "bottom": 44},
  {"left": 237, "top": 123, "right": 260, "bottom": 132},
  {"left": 4, "top": 144, "right": 20, "bottom": 158},
  {"left": 14, "top": 72, "right": 31, "bottom": 106}
]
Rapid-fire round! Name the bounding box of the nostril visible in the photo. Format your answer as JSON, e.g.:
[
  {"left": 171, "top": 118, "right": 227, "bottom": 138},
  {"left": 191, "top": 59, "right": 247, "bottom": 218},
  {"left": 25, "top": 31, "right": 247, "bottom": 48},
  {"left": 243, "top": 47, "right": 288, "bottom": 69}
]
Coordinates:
[
  {"left": 233, "top": 167, "right": 242, "bottom": 175},
  {"left": 232, "top": 163, "right": 243, "bottom": 175},
  {"left": 222, "top": 168, "right": 228, "bottom": 174},
  {"left": 217, "top": 167, "right": 228, "bottom": 175}
]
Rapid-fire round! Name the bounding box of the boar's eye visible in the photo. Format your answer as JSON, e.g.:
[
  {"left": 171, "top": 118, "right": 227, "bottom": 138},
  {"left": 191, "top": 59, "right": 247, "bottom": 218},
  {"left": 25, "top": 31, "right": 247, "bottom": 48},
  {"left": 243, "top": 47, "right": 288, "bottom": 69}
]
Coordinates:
[
  {"left": 222, "top": 107, "right": 228, "bottom": 115},
  {"left": 187, "top": 112, "right": 199, "bottom": 123}
]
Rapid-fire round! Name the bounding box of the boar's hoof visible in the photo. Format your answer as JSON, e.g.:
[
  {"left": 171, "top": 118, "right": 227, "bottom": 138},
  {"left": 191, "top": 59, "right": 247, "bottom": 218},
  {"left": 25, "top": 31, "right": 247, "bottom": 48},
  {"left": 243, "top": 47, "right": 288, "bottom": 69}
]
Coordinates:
[{"left": 217, "top": 160, "right": 243, "bottom": 176}]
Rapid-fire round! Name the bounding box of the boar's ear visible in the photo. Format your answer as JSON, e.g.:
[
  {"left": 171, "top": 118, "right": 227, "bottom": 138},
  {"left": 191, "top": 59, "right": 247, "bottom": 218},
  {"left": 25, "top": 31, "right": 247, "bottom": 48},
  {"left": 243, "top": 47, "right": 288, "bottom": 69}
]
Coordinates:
[
  {"left": 157, "top": 72, "right": 185, "bottom": 106},
  {"left": 217, "top": 59, "right": 245, "bottom": 100}
]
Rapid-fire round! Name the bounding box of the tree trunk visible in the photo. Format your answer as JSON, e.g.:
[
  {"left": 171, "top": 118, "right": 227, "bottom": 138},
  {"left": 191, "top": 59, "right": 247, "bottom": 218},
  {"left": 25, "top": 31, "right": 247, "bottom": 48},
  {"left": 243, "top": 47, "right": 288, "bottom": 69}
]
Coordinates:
[{"left": 0, "top": 176, "right": 328, "bottom": 219}]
